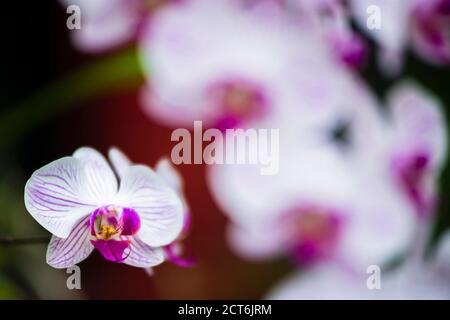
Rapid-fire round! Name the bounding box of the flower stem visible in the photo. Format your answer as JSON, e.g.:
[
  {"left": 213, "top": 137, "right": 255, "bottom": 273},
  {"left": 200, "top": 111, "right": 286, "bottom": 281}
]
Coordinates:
[
  {"left": 0, "top": 46, "right": 144, "bottom": 149},
  {"left": 0, "top": 236, "right": 51, "bottom": 246}
]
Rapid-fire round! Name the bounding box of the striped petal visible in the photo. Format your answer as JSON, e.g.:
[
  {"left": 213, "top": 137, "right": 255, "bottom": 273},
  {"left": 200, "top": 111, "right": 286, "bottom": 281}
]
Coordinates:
[
  {"left": 46, "top": 216, "right": 94, "bottom": 268},
  {"left": 25, "top": 148, "right": 118, "bottom": 238},
  {"left": 123, "top": 237, "right": 165, "bottom": 268},
  {"left": 25, "top": 157, "right": 96, "bottom": 238},
  {"left": 116, "top": 165, "right": 183, "bottom": 247},
  {"left": 73, "top": 147, "right": 118, "bottom": 203}
]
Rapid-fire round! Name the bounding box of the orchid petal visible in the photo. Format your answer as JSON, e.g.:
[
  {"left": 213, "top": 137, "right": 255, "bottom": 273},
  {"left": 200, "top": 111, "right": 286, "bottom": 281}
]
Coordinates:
[
  {"left": 227, "top": 224, "right": 284, "bottom": 261},
  {"left": 46, "top": 216, "right": 94, "bottom": 268},
  {"left": 108, "top": 147, "right": 132, "bottom": 179},
  {"left": 73, "top": 147, "right": 118, "bottom": 202},
  {"left": 25, "top": 157, "right": 97, "bottom": 238},
  {"left": 350, "top": 0, "right": 411, "bottom": 70},
  {"left": 266, "top": 264, "right": 381, "bottom": 300},
  {"left": 388, "top": 82, "right": 447, "bottom": 168},
  {"left": 155, "top": 157, "right": 183, "bottom": 193},
  {"left": 123, "top": 237, "right": 165, "bottom": 268},
  {"left": 338, "top": 173, "right": 415, "bottom": 270},
  {"left": 91, "top": 239, "right": 130, "bottom": 262},
  {"left": 60, "top": 0, "right": 139, "bottom": 53},
  {"left": 116, "top": 165, "right": 183, "bottom": 247},
  {"left": 120, "top": 208, "right": 141, "bottom": 236}
]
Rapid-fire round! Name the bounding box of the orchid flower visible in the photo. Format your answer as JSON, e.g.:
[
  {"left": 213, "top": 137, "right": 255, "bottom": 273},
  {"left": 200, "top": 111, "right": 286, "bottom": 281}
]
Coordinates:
[
  {"left": 350, "top": 0, "right": 450, "bottom": 74},
  {"left": 267, "top": 230, "right": 450, "bottom": 299},
  {"left": 138, "top": 0, "right": 303, "bottom": 130},
  {"left": 59, "top": 0, "right": 174, "bottom": 53},
  {"left": 24, "top": 147, "right": 183, "bottom": 269},
  {"left": 385, "top": 82, "right": 447, "bottom": 218},
  {"left": 108, "top": 147, "right": 195, "bottom": 269},
  {"left": 207, "top": 67, "right": 416, "bottom": 272},
  {"left": 284, "top": 0, "right": 367, "bottom": 68}
]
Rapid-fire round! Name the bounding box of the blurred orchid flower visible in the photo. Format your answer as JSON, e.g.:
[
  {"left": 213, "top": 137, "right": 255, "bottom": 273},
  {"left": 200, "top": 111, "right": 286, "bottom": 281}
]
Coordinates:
[
  {"left": 267, "top": 230, "right": 450, "bottom": 299},
  {"left": 60, "top": 0, "right": 141, "bottom": 53},
  {"left": 24, "top": 147, "right": 183, "bottom": 269},
  {"left": 59, "top": 0, "right": 173, "bottom": 53},
  {"left": 138, "top": 0, "right": 301, "bottom": 130},
  {"left": 385, "top": 82, "right": 447, "bottom": 218},
  {"left": 208, "top": 67, "right": 416, "bottom": 271},
  {"left": 291, "top": 0, "right": 367, "bottom": 68},
  {"left": 350, "top": 0, "right": 450, "bottom": 74},
  {"left": 108, "top": 147, "right": 195, "bottom": 269}
]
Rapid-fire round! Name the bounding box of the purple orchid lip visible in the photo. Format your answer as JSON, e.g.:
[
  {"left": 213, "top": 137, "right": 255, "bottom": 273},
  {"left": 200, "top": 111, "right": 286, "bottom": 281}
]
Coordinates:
[
  {"left": 394, "top": 152, "right": 434, "bottom": 216},
  {"left": 89, "top": 206, "right": 141, "bottom": 262},
  {"left": 332, "top": 33, "right": 367, "bottom": 68},
  {"left": 391, "top": 151, "right": 435, "bottom": 217},
  {"left": 279, "top": 205, "right": 343, "bottom": 265},
  {"left": 91, "top": 239, "right": 131, "bottom": 263},
  {"left": 207, "top": 77, "right": 270, "bottom": 131}
]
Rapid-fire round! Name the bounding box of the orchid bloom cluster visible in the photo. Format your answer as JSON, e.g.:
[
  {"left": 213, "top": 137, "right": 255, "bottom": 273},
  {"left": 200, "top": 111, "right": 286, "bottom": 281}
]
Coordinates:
[
  {"left": 267, "top": 230, "right": 450, "bottom": 299},
  {"left": 24, "top": 147, "right": 193, "bottom": 270},
  {"left": 51, "top": 0, "right": 450, "bottom": 298}
]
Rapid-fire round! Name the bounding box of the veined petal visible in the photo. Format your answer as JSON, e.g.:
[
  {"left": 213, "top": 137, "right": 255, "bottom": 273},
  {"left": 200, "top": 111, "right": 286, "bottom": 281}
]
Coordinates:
[
  {"left": 73, "top": 147, "right": 118, "bottom": 202},
  {"left": 116, "top": 165, "right": 183, "bottom": 247},
  {"left": 46, "top": 216, "right": 94, "bottom": 268},
  {"left": 123, "top": 237, "right": 165, "bottom": 268},
  {"left": 108, "top": 147, "right": 132, "bottom": 179},
  {"left": 25, "top": 157, "right": 97, "bottom": 238}
]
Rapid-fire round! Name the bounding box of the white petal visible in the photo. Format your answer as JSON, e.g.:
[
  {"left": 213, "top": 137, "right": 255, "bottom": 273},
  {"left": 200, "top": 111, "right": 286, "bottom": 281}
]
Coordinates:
[
  {"left": 46, "top": 216, "right": 94, "bottom": 268},
  {"left": 123, "top": 237, "right": 165, "bottom": 268},
  {"left": 388, "top": 81, "right": 447, "bottom": 168},
  {"left": 73, "top": 147, "right": 118, "bottom": 203},
  {"left": 108, "top": 147, "right": 132, "bottom": 179},
  {"left": 25, "top": 157, "right": 97, "bottom": 238},
  {"left": 338, "top": 172, "right": 416, "bottom": 271},
  {"left": 227, "top": 224, "right": 283, "bottom": 261},
  {"left": 266, "top": 264, "right": 384, "bottom": 300},
  {"left": 60, "top": 0, "right": 138, "bottom": 53},
  {"left": 350, "top": 0, "right": 411, "bottom": 68},
  {"left": 138, "top": 0, "right": 295, "bottom": 125},
  {"left": 155, "top": 157, "right": 183, "bottom": 193},
  {"left": 116, "top": 165, "right": 183, "bottom": 247}
]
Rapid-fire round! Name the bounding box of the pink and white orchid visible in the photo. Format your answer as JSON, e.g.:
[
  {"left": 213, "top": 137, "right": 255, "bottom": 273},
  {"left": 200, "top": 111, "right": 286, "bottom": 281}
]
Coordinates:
[
  {"left": 282, "top": 0, "right": 367, "bottom": 68},
  {"left": 24, "top": 147, "right": 184, "bottom": 269},
  {"left": 108, "top": 147, "right": 195, "bottom": 269},
  {"left": 207, "top": 71, "right": 417, "bottom": 272},
  {"left": 350, "top": 0, "right": 450, "bottom": 73},
  {"left": 59, "top": 0, "right": 176, "bottom": 53},
  {"left": 59, "top": 0, "right": 143, "bottom": 53},
  {"left": 138, "top": 0, "right": 302, "bottom": 130},
  {"left": 267, "top": 230, "right": 450, "bottom": 299},
  {"left": 385, "top": 82, "right": 447, "bottom": 218}
]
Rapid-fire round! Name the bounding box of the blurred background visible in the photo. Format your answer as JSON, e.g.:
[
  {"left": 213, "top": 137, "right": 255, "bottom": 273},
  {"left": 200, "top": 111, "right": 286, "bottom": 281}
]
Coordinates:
[{"left": 0, "top": 0, "right": 449, "bottom": 299}]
